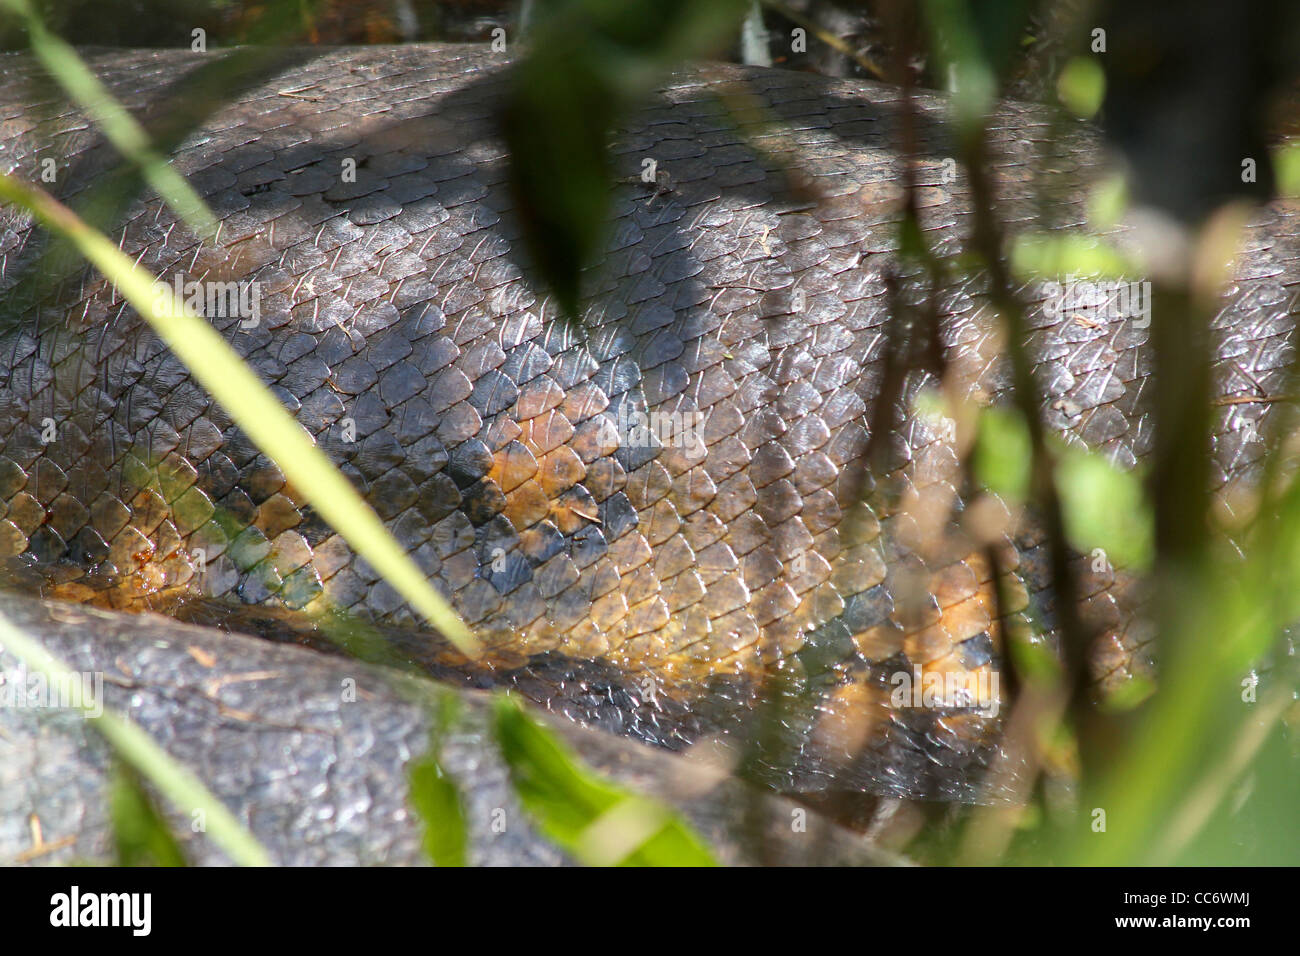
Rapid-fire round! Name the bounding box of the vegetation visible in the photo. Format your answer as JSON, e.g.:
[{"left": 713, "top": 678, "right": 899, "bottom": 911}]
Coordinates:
[{"left": 0, "top": 0, "right": 1295, "bottom": 866}]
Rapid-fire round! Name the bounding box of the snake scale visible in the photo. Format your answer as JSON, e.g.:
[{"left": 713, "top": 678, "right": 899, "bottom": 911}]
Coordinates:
[{"left": 0, "top": 43, "right": 1296, "bottom": 827}]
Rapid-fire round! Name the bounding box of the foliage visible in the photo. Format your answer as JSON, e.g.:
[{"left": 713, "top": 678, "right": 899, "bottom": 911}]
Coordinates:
[
  {"left": 493, "top": 697, "right": 717, "bottom": 866},
  {"left": 1, "top": 0, "right": 1296, "bottom": 869}
]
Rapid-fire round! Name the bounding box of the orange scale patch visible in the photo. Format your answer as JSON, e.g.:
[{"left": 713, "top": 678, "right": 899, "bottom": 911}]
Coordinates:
[
  {"left": 904, "top": 620, "right": 954, "bottom": 666},
  {"left": 625, "top": 461, "right": 673, "bottom": 510},
  {"left": 853, "top": 619, "right": 905, "bottom": 661},
  {"left": 488, "top": 440, "right": 539, "bottom": 494},
  {"left": 661, "top": 569, "right": 706, "bottom": 613},
  {"left": 557, "top": 381, "right": 610, "bottom": 422},
  {"left": 519, "top": 410, "right": 574, "bottom": 455},
  {"left": 550, "top": 486, "right": 599, "bottom": 533},
  {"left": 939, "top": 586, "right": 996, "bottom": 646},
  {"left": 607, "top": 533, "right": 653, "bottom": 574},
  {"left": 570, "top": 417, "right": 621, "bottom": 462},
  {"left": 590, "top": 589, "right": 629, "bottom": 630},
  {"left": 795, "top": 580, "right": 845, "bottom": 628},
  {"left": 514, "top": 377, "right": 565, "bottom": 420},
  {"left": 813, "top": 679, "right": 889, "bottom": 758},
  {"left": 537, "top": 446, "right": 587, "bottom": 496},
  {"left": 751, "top": 580, "right": 800, "bottom": 627},
  {"left": 620, "top": 563, "right": 662, "bottom": 606},
  {"left": 651, "top": 534, "right": 696, "bottom": 579},
  {"left": 503, "top": 480, "right": 550, "bottom": 530},
  {"left": 642, "top": 499, "right": 682, "bottom": 546},
  {"left": 624, "top": 596, "right": 671, "bottom": 638}
]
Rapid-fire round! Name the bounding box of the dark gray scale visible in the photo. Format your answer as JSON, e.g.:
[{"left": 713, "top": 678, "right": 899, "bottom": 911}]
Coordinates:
[{"left": 0, "top": 43, "right": 1291, "bottom": 806}]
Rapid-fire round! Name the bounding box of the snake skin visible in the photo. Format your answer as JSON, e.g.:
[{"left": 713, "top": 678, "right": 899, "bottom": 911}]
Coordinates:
[
  {"left": 0, "top": 591, "right": 902, "bottom": 866},
  {"left": 0, "top": 44, "right": 1297, "bottom": 803}
]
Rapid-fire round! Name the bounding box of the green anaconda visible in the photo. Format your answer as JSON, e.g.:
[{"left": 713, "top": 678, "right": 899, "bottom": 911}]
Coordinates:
[{"left": 0, "top": 43, "right": 1295, "bottom": 823}]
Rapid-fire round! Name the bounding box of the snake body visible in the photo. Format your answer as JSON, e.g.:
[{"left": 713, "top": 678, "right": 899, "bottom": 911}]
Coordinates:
[{"left": 0, "top": 44, "right": 1296, "bottom": 820}]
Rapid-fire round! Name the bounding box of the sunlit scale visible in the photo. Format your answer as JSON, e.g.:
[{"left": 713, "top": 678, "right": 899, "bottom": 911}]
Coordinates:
[{"left": 0, "top": 44, "right": 1288, "bottom": 801}]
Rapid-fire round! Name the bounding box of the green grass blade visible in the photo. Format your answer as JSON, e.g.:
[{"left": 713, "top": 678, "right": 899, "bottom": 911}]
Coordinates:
[
  {"left": 0, "top": 173, "right": 479, "bottom": 656},
  {"left": 493, "top": 696, "right": 718, "bottom": 867},
  {"left": 2, "top": 0, "right": 217, "bottom": 239},
  {"left": 408, "top": 753, "right": 468, "bottom": 867},
  {"left": 408, "top": 694, "right": 469, "bottom": 867},
  {"left": 109, "top": 762, "right": 190, "bottom": 867},
  {"left": 0, "top": 610, "right": 272, "bottom": 866}
]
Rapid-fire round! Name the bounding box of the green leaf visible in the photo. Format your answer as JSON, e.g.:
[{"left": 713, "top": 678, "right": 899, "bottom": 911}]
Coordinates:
[
  {"left": 1006, "top": 622, "right": 1062, "bottom": 686},
  {"left": 922, "top": 0, "right": 1000, "bottom": 128},
  {"left": 503, "top": 0, "right": 750, "bottom": 320},
  {"left": 110, "top": 762, "right": 188, "bottom": 867},
  {"left": 492, "top": 697, "right": 718, "bottom": 866},
  {"left": 1087, "top": 173, "right": 1130, "bottom": 230},
  {"left": 973, "top": 406, "right": 1032, "bottom": 504},
  {"left": 975, "top": 404, "right": 1153, "bottom": 586},
  {"left": 502, "top": 53, "right": 619, "bottom": 320},
  {"left": 1098, "top": 674, "right": 1157, "bottom": 713},
  {"left": 1054, "top": 442, "right": 1153, "bottom": 570},
  {"left": 0, "top": 610, "right": 272, "bottom": 866},
  {"left": 1275, "top": 140, "right": 1300, "bottom": 199},
  {"left": 409, "top": 752, "right": 468, "bottom": 867},
  {"left": 1009, "top": 233, "right": 1135, "bottom": 282},
  {"left": 1056, "top": 56, "right": 1105, "bottom": 119},
  {"left": 0, "top": 174, "right": 479, "bottom": 657},
  {"left": 408, "top": 695, "right": 468, "bottom": 867}
]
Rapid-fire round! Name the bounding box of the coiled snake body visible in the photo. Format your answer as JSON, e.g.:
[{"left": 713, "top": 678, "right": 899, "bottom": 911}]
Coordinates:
[{"left": 0, "top": 44, "right": 1296, "bottom": 819}]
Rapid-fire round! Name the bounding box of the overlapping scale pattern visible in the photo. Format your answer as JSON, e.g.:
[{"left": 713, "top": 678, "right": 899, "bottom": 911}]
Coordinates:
[{"left": 1, "top": 44, "right": 1298, "bottom": 799}]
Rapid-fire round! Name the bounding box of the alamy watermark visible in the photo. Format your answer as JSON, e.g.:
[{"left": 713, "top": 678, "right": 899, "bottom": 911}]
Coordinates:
[
  {"left": 889, "top": 665, "right": 1000, "bottom": 717},
  {"left": 0, "top": 653, "right": 102, "bottom": 718},
  {"left": 617, "top": 407, "right": 707, "bottom": 459},
  {"left": 1041, "top": 274, "right": 1152, "bottom": 329},
  {"left": 50, "top": 886, "right": 150, "bottom": 936},
  {"left": 153, "top": 273, "right": 261, "bottom": 328}
]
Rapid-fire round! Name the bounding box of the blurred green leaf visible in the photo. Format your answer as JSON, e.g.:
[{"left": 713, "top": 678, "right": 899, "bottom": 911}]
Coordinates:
[
  {"left": 1009, "top": 233, "right": 1135, "bottom": 281},
  {"left": 110, "top": 763, "right": 188, "bottom": 867},
  {"left": 503, "top": 0, "right": 749, "bottom": 319},
  {"left": 1056, "top": 56, "right": 1105, "bottom": 119},
  {"left": 1006, "top": 623, "right": 1063, "bottom": 686},
  {"left": 922, "top": 0, "right": 1000, "bottom": 128},
  {"left": 409, "top": 754, "right": 467, "bottom": 868},
  {"left": 408, "top": 695, "right": 468, "bottom": 867},
  {"left": 1275, "top": 140, "right": 1300, "bottom": 199},
  {"left": 1175, "top": 702, "right": 1300, "bottom": 865},
  {"left": 502, "top": 54, "right": 618, "bottom": 319},
  {"left": 1097, "top": 674, "right": 1157, "bottom": 713},
  {"left": 493, "top": 696, "right": 717, "bottom": 866},
  {"left": 973, "top": 406, "right": 1032, "bottom": 504},
  {"left": 1087, "top": 173, "right": 1130, "bottom": 230},
  {"left": 1055, "top": 443, "right": 1153, "bottom": 569}
]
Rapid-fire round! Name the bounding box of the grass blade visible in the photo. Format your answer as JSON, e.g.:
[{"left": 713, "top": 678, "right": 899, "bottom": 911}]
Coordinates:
[
  {"left": 0, "top": 173, "right": 479, "bottom": 656},
  {"left": 408, "top": 695, "right": 469, "bottom": 867},
  {"left": 2, "top": 0, "right": 217, "bottom": 239},
  {"left": 493, "top": 696, "right": 718, "bottom": 867},
  {"left": 0, "top": 610, "right": 272, "bottom": 866},
  {"left": 109, "top": 762, "right": 190, "bottom": 867}
]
